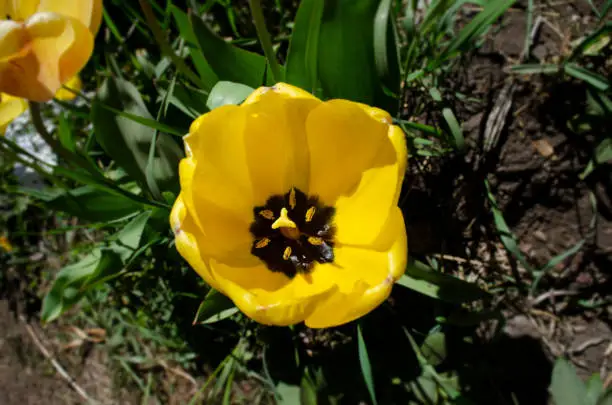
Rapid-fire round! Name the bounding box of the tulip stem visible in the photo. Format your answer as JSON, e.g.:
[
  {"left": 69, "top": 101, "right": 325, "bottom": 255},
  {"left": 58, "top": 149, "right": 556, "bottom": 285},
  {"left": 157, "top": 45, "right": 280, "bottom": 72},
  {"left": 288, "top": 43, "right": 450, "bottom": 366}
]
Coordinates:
[
  {"left": 248, "top": 0, "right": 282, "bottom": 83},
  {"left": 28, "top": 101, "right": 74, "bottom": 166}
]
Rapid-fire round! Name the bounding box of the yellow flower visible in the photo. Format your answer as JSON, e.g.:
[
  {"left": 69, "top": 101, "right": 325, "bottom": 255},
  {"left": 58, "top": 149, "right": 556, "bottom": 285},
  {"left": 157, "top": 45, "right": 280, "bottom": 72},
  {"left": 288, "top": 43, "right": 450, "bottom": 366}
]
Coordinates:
[
  {"left": 170, "top": 83, "right": 408, "bottom": 328},
  {"left": 0, "top": 236, "right": 13, "bottom": 252},
  {"left": 0, "top": 0, "right": 102, "bottom": 101},
  {"left": 54, "top": 74, "right": 81, "bottom": 101},
  {"left": 0, "top": 74, "right": 82, "bottom": 134},
  {"left": 0, "top": 92, "right": 27, "bottom": 134}
]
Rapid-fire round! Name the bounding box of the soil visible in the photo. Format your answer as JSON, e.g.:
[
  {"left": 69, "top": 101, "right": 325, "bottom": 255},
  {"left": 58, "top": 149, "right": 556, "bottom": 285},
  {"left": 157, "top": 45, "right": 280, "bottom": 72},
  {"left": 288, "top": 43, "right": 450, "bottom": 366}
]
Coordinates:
[{"left": 1, "top": 0, "right": 611, "bottom": 404}]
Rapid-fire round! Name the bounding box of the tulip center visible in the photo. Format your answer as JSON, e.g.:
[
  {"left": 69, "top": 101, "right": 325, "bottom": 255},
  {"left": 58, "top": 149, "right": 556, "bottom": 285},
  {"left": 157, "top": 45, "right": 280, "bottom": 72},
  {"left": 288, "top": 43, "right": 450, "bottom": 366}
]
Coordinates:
[{"left": 249, "top": 187, "right": 336, "bottom": 277}]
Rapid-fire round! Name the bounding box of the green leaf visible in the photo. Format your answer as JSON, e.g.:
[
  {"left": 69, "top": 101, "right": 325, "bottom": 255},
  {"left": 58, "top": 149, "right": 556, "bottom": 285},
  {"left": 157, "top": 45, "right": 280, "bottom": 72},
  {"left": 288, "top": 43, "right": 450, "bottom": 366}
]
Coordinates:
[
  {"left": 41, "top": 212, "right": 153, "bottom": 322},
  {"left": 357, "top": 324, "right": 378, "bottom": 405},
  {"left": 550, "top": 358, "right": 588, "bottom": 405},
  {"left": 193, "top": 289, "right": 238, "bottom": 324},
  {"left": 300, "top": 370, "right": 319, "bottom": 405},
  {"left": 373, "top": 0, "right": 401, "bottom": 93},
  {"left": 485, "top": 180, "right": 534, "bottom": 272},
  {"left": 396, "top": 258, "right": 490, "bottom": 303},
  {"left": 92, "top": 76, "right": 184, "bottom": 196},
  {"left": 586, "top": 375, "right": 604, "bottom": 405},
  {"left": 285, "top": 0, "right": 324, "bottom": 92},
  {"left": 57, "top": 112, "right": 77, "bottom": 153},
  {"left": 169, "top": 5, "right": 218, "bottom": 90},
  {"left": 570, "top": 23, "right": 612, "bottom": 59},
  {"left": 317, "top": 0, "right": 398, "bottom": 112},
  {"left": 206, "top": 81, "right": 255, "bottom": 110},
  {"left": 420, "top": 332, "right": 446, "bottom": 367},
  {"left": 189, "top": 11, "right": 272, "bottom": 88},
  {"left": 510, "top": 64, "right": 560, "bottom": 75},
  {"left": 41, "top": 248, "right": 123, "bottom": 322},
  {"left": 41, "top": 185, "right": 142, "bottom": 222},
  {"left": 442, "top": 107, "right": 465, "bottom": 152},
  {"left": 442, "top": 0, "right": 515, "bottom": 59},
  {"left": 580, "top": 137, "right": 612, "bottom": 179},
  {"left": 564, "top": 63, "right": 610, "bottom": 91},
  {"left": 276, "top": 382, "right": 301, "bottom": 405},
  {"left": 597, "top": 389, "right": 612, "bottom": 405}
]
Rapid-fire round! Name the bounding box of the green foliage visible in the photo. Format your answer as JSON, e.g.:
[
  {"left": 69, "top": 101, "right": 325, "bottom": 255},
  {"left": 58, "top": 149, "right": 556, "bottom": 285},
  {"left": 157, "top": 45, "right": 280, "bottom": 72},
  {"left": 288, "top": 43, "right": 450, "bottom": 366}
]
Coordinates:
[
  {"left": 92, "top": 76, "right": 184, "bottom": 198},
  {"left": 396, "top": 258, "right": 489, "bottom": 304},
  {"left": 549, "top": 358, "right": 611, "bottom": 405},
  {"left": 206, "top": 81, "right": 255, "bottom": 110},
  {"left": 317, "top": 0, "right": 400, "bottom": 113},
  {"left": 189, "top": 10, "right": 273, "bottom": 88},
  {"left": 41, "top": 211, "right": 155, "bottom": 322}
]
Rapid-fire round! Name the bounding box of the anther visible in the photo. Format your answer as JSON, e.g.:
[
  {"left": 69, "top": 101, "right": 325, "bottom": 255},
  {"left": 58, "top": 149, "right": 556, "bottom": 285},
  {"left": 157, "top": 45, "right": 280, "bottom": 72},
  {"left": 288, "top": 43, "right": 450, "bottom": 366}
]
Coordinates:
[
  {"left": 307, "top": 236, "right": 324, "bottom": 246},
  {"left": 255, "top": 238, "right": 270, "bottom": 248},
  {"left": 288, "top": 188, "right": 296, "bottom": 209},
  {"left": 305, "top": 206, "right": 316, "bottom": 222},
  {"left": 259, "top": 209, "right": 275, "bottom": 220},
  {"left": 283, "top": 246, "right": 292, "bottom": 260}
]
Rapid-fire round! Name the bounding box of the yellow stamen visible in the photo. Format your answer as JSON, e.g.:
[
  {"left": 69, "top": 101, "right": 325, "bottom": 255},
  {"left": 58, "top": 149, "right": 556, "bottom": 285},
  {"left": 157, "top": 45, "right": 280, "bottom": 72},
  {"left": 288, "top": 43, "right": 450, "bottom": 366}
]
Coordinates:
[
  {"left": 307, "top": 236, "right": 324, "bottom": 246},
  {"left": 283, "top": 246, "right": 292, "bottom": 260},
  {"left": 288, "top": 187, "right": 296, "bottom": 209},
  {"left": 259, "top": 209, "right": 275, "bottom": 220},
  {"left": 255, "top": 238, "right": 270, "bottom": 248},
  {"left": 305, "top": 206, "right": 316, "bottom": 222},
  {"left": 271, "top": 208, "right": 297, "bottom": 230}
]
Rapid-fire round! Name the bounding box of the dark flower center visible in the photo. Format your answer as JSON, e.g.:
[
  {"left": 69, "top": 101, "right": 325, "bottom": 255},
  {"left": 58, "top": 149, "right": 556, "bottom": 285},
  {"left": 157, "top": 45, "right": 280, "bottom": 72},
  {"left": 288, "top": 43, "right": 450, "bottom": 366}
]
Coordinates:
[{"left": 249, "top": 187, "right": 336, "bottom": 278}]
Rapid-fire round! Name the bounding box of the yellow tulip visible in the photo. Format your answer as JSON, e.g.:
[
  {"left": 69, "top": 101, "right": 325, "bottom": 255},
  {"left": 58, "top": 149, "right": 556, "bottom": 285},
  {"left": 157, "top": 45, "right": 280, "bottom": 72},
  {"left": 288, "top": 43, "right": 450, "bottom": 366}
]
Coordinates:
[
  {"left": 54, "top": 74, "right": 81, "bottom": 101},
  {"left": 0, "top": 74, "right": 82, "bottom": 134},
  {"left": 0, "top": 0, "right": 102, "bottom": 101},
  {"left": 0, "top": 92, "right": 27, "bottom": 134},
  {"left": 171, "top": 83, "right": 408, "bottom": 328}
]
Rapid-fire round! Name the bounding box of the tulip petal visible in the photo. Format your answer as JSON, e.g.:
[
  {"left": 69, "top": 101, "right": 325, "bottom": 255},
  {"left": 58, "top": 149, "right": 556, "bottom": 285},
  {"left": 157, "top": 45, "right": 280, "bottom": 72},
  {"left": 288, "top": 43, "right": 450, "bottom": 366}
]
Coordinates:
[
  {"left": 54, "top": 74, "right": 80, "bottom": 100},
  {"left": 36, "top": 0, "right": 103, "bottom": 35},
  {"left": 6, "top": 0, "right": 39, "bottom": 21},
  {"left": 187, "top": 104, "right": 254, "bottom": 224},
  {"left": 304, "top": 208, "right": 407, "bottom": 328},
  {"left": 0, "top": 20, "right": 29, "bottom": 62},
  {"left": 178, "top": 157, "right": 255, "bottom": 265},
  {"left": 0, "top": 12, "right": 93, "bottom": 101},
  {"left": 170, "top": 194, "right": 221, "bottom": 291},
  {"left": 242, "top": 85, "right": 320, "bottom": 204},
  {"left": 0, "top": 93, "right": 27, "bottom": 134},
  {"left": 307, "top": 99, "right": 403, "bottom": 246}
]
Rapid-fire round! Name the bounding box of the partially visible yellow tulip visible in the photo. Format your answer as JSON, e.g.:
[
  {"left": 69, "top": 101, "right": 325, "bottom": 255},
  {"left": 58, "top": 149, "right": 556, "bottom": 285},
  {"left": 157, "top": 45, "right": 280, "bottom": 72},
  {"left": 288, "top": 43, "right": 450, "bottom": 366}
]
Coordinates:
[
  {"left": 54, "top": 74, "right": 81, "bottom": 101},
  {"left": 0, "top": 0, "right": 102, "bottom": 101},
  {"left": 0, "top": 92, "right": 27, "bottom": 134},
  {"left": 0, "top": 74, "right": 81, "bottom": 134},
  {"left": 0, "top": 235, "right": 13, "bottom": 252},
  {"left": 171, "top": 83, "right": 408, "bottom": 328}
]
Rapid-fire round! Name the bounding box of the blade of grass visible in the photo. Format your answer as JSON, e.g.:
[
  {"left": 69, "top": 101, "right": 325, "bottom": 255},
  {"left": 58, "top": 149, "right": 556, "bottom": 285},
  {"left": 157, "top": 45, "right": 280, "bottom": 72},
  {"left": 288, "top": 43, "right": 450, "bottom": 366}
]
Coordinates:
[
  {"left": 510, "top": 64, "right": 560, "bottom": 74},
  {"left": 564, "top": 63, "right": 610, "bottom": 91},
  {"left": 485, "top": 179, "right": 534, "bottom": 274},
  {"left": 442, "top": 0, "right": 516, "bottom": 59},
  {"left": 357, "top": 324, "right": 377, "bottom": 405},
  {"left": 139, "top": 0, "right": 204, "bottom": 89}
]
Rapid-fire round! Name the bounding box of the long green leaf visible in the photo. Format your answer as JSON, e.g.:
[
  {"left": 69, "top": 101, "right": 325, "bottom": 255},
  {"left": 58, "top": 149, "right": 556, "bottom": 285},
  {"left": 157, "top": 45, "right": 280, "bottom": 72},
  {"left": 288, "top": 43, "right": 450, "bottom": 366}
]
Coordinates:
[
  {"left": 192, "top": 289, "right": 238, "bottom": 324},
  {"left": 169, "top": 5, "right": 218, "bottom": 90},
  {"left": 442, "top": 0, "right": 515, "bottom": 58},
  {"left": 92, "top": 76, "right": 184, "bottom": 196},
  {"left": 550, "top": 358, "right": 588, "bottom": 405},
  {"left": 285, "top": 0, "right": 324, "bottom": 92},
  {"left": 396, "top": 258, "right": 489, "bottom": 303},
  {"left": 357, "top": 324, "right": 378, "bottom": 405},
  {"left": 317, "top": 0, "right": 398, "bottom": 112},
  {"left": 564, "top": 63, "right": 610, "bottom": 91},
  {"left": 189, "top": 11, "right": 272, "bottom": 88}
]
